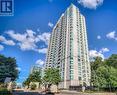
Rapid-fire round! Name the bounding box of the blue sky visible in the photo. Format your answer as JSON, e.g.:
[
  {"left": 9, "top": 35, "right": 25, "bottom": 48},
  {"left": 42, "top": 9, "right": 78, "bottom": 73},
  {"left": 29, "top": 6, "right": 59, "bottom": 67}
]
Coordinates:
[{"left": 0, "top": 0, "right": 117, "bottom": 83}]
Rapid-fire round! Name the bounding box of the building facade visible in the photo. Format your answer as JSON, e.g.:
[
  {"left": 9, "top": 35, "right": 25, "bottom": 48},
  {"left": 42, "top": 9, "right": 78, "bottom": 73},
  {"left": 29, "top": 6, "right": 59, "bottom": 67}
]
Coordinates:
[
  {"left": 30, "top": 65, "right": 41, "bottom": 74},
  {"left": 45, "top": 4, "right": 91, "bottom": 89},
  {"left": 30, "top": 65, "right": 44, "bottom": 78}
]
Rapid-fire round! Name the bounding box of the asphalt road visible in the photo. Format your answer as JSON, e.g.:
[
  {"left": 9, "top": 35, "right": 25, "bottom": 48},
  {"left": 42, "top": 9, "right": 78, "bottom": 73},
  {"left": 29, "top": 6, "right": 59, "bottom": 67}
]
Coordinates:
[
  {"left": 12, "top": 90, "right": 117, "bottom": 95},
  {"left": 13, "top": 92, "right": 41, "bottom": 95},
  {"left": 12, "top": 92, "right": 55, "bottom": 95}
]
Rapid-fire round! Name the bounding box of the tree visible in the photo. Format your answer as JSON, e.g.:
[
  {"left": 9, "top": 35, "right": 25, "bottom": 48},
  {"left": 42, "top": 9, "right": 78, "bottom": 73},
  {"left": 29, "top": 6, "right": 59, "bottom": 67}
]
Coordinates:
[
  {"left": 43, "top": 68, "right": 61, "bottom": 89},
  {"left": 29, "top": 71, "right": 42, "bottom": 88},
  {"left": 23, "top": 77, "right": 30, "bottom": 88},
  {"left": 90, "top": 57, "right": 103, "bottom": 87},
  {"left": 91, "top": 55, "right": 117, "bottom": 91},
  {"left": 96, "top": 66, "right": 117, "bottom": 91},
  {"left": 106, "top": 54, "right": 117, "bottom": 68},
  {"left": 91, "top": 57, "right": 103, "bottom": 70},
  {"left": 23, "top": 71, "right": 42, "bottom": 88},
  {"left": 30, "top": 71, "right": 41, "bottom": 83},
  {"left": 30, "top": 83, "right": 37, "bottom": 90},
  {"left": 0, "top": 54, "right": 19, "bottom": 83}
]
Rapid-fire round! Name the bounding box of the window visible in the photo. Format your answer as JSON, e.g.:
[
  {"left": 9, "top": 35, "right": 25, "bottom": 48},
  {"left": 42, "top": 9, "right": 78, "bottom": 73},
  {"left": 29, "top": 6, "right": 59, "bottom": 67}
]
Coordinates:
[
  {"left": 70, "top": 75, "right": 74, "bottom": 80},
  {"left": 79, "top": 77, "right": 82, "bottom": 80}
]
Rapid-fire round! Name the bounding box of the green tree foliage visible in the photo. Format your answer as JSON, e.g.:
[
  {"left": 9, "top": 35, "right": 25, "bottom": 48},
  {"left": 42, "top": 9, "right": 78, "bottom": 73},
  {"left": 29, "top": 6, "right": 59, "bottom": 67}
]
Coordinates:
[
  {"left": 91, "top": 57, "right": 103, "bottom": 70},
  {"left": 23, "top": 77, "right": 30, "bottom": 88},
  {"left": 30, "top": 83, "right": 37, "bottom": 90},
  {"left": 29, "top": 71, "right": 41, "bottom": 83},
  {"left": 0, "top": 54, "right": 19, "bottom": 83},
  {"left": 43, "top": 68, "right": 61, "bottom": 88},
  {"left": 91, "top": 57, "right": 103, "bottom": 87},
  {"left": 23, "top": 71, "right": 41, "bottom": 88},
  {"left": 91, "top": 54, "right": 117, "bottom": 91},
  {"left": 106, "top": 54, "right": 117, "bottom": 68}
]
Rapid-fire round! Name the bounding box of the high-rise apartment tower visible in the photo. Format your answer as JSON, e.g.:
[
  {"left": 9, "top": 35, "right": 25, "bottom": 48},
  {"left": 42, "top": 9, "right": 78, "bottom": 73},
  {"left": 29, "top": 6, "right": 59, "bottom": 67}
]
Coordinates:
[{"left": 45, "top": 4, "right": 91, "bottom": 89}]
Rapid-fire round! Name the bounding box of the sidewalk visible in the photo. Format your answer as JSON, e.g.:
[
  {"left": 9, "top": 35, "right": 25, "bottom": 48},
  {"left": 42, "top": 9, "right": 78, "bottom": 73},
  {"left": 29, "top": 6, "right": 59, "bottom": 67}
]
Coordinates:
[{"left": 56, "top": 90, "right": 117, "bottom": 95}]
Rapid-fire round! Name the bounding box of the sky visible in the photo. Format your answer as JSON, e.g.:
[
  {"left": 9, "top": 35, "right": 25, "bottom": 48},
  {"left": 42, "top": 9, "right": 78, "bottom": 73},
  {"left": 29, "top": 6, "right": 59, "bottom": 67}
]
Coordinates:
[{"left": 0, "top": 0, "right": 117, "bottom": 83}]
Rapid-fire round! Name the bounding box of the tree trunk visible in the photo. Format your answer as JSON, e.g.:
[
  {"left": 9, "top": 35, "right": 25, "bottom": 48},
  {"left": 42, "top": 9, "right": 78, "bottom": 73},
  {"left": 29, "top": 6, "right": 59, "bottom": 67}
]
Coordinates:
[
  {"left": 109, "top": 82, "right": 111, "bottom": 92},
  {"left": 56, "top": 83, "right": 59, "bottom": 93},
  {"left": 48, "top": 84, "right": 51, "bottom": 92}
]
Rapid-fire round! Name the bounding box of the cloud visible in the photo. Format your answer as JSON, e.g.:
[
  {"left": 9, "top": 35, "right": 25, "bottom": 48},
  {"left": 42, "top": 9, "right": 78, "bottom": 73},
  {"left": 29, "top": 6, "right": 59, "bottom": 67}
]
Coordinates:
[
  {"left": 99, "top": 48, "right": 109, "bottom": 53},
  {"left": 97, "top": 35, "right": 101, "bottom": 39},
  {"left": 106, "top": 31, "right": 117, "bottom": 41},
  {"left": 89, "top": 47, "right": 109, "bottom": 60},
  {"left": 48, "top": 22, "right": 54, "bottom": 28},
  {"left": 37, "top": 48, "right": 47, "bottom": 54},
  {"left": 36, "top": 59, "right": 45, "bottom": 66},
  {"left": 6, "top": 30, "right": 50, "bottom": 52},
  {"left": 26, "top": 29, "right": 36, "bottom": 37},
  {"left": 78, "top": 0, "right": 104, "bottom": 9},
  {"left": 0, "top": 35, "right": 15, "bottom": 46},
  {"left": 15, "top": 67, "right": 21, "bottom": 71},
  {"left": 36, "top": 33, "right": 51, "bottom": 45},
  {"left": 0, "top": 44, "right": 4, "bottom": 51},
  {"left": 6, "top": 30, "right": 37, "bottom": 51},
  {"left": 18, "top": 30, "right": 37, "bottom": 51},
  {"left": 6, "top": 30, "right": 27, "bottom": 42},
  {"left": 89, "top": 50, "right": 104, "bottom": 59}
]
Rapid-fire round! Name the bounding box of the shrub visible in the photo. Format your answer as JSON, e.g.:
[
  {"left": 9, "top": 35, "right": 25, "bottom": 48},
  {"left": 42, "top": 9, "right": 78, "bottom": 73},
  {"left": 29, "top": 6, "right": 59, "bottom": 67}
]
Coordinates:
[
  {"left": 30, "top": 83, "right": 37, "bottom": 90},
  {"left": 0, "top": 88, "right": 12, "bottom": 95}
]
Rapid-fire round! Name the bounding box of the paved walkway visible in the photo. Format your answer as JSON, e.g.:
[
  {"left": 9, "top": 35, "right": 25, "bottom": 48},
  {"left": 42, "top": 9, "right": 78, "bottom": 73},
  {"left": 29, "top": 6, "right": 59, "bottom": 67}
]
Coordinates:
[
  {"left": 56, "top": 93, "right": 116, "bottom": 95},
  {"left": 12, "top": 89, "right": 117, "bottom": 95},
  {"left": 13, "top": 92, "right": 116, "bottom": 95},
  {"left": 56, "top": 90, "right": 117, "bottom": 95}
]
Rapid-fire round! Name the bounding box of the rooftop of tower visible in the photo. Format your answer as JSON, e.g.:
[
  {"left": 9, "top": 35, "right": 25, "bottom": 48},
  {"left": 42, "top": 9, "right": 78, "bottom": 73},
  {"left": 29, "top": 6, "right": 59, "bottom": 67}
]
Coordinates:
[
  {"left": 52, "top": 3, "right": 83, "bottom": 31},
  {"left": 69, "top": 3, "right": 80, "bottom": 10}
]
